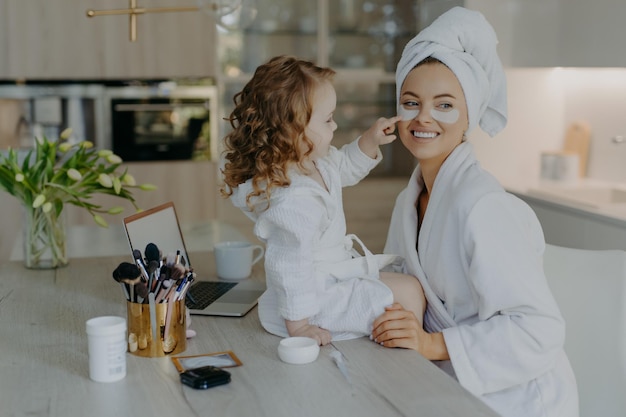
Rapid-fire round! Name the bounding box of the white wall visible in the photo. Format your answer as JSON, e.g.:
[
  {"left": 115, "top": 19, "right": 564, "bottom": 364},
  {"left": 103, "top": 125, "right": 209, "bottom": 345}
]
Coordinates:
[
  {"left": 469, "top": 69, "right": 565, "bottom": 188},
  {"left": 465, "top": 0, "right": 626, "bottom": 186},
  {"left": 560, "top": 69, "right": 626, "bottom": 182},
  {"left": 471, "top": 68, "right": 626, "bottom": 187}
]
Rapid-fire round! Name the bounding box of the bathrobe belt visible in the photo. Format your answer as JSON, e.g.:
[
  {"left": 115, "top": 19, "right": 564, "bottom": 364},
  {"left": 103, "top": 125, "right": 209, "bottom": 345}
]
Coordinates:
[{"left": 315, "top": 234, "right": 403, "bottom": 282}]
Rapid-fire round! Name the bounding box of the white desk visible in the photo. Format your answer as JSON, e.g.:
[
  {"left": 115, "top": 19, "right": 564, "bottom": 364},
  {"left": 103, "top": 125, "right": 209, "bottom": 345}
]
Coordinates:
[{"left": 0, "top": 229, "right": 499, "bottom": 417}]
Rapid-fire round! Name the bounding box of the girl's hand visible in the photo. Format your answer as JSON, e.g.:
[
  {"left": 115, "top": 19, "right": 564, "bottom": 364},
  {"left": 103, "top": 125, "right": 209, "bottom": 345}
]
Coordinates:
[
  {"left": 364, "top": 116, "right": 402, "bottom": 145},
  {"left": 371, "top": 303, "right": 449, "bottom": 360},
  {"left": 358, "top": 116, "right": 402, "bottom": 158}
]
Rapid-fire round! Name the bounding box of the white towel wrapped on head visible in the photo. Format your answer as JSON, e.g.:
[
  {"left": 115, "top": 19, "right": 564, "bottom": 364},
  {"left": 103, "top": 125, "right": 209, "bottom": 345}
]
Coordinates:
[{"left": 395, "top": 7, "right": 507, "bottom": 137}]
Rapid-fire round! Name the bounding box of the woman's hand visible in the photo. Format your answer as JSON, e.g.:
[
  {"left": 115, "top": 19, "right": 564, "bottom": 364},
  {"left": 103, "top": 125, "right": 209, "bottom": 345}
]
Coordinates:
[
  {"left": 286, "top": 319, "right": 332, "bottom": 346},
  {"left": 371, "top": 303, "right": 449, "bottom": 360}
]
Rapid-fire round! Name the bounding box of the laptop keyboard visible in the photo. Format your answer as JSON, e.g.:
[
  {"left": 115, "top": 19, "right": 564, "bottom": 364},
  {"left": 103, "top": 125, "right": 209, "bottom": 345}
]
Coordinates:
[{"left": 185, "top": 281, "right": 238, "bottom": 310}]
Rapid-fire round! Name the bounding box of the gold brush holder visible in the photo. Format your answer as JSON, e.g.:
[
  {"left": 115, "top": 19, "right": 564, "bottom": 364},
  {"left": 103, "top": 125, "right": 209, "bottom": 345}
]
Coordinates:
[{"left": 126, "top": 300, "right": 186, "bottom": 357}]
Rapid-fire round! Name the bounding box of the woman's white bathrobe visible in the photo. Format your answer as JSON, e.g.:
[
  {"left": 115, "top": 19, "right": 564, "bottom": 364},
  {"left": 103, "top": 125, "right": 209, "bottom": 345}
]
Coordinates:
[
  {"left": 231, "top": 139, "right": 399, "bottom": 340},
  {"left": 384, "top": 142, "right": 578, "bottom": 417}
]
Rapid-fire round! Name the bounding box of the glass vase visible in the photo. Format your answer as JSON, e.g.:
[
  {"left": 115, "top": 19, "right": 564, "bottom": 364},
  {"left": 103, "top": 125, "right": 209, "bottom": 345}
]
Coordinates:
[{"left": 22, "top": 204, "right": 68, "bottom": 269}]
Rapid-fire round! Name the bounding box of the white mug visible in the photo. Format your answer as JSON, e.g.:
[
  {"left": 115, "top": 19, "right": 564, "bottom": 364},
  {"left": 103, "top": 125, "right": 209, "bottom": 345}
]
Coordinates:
[{"left": 214, "top": 241, "right": 264, "bottom": 280}]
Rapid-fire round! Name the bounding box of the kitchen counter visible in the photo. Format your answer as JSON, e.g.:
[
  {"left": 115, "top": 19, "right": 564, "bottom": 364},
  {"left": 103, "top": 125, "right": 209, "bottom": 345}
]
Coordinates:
[
  {"left": 506, "top": 179, "right": 626, "bottom": 226},
  {"left": 0, "top": 231, "right": 499, "bottom": 417},
  {"left": 505, "top": 179, "right": 626, "bottom": 250}
]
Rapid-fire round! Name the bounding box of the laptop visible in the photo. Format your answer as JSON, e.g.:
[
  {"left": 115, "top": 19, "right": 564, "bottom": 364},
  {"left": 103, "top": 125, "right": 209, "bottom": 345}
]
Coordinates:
[{"left": 123, "top": 201, "right": 266, "bottom": 317}]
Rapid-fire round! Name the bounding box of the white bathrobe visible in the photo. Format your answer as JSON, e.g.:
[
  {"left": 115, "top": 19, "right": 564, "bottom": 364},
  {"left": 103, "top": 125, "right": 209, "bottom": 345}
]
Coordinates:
[
  {"left": 384, "top": 142, "right": 578, "bottom": 417},
  {"left": 230, "top": 139, "right": 398, "bottom": 340}
]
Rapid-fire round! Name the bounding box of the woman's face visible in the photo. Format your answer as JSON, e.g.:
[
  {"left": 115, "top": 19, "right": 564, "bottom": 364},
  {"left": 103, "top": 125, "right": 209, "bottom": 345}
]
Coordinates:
[
  {"left": 304, "top": 80, "right": 338, "bottom": 161},
  {"left": 397, "top": 62, "right": 468, "bottom": 167}
]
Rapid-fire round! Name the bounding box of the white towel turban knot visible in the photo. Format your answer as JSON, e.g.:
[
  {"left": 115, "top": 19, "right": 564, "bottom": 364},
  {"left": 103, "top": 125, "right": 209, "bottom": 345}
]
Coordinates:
[{"left": 395, "top": 7, "right": 507, "bottom": 137}]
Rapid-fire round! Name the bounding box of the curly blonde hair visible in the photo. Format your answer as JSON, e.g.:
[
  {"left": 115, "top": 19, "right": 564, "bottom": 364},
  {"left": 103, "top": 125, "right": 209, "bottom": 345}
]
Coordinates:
[{"left": 220, "top": 55, "right": 336, "bottom": 208}]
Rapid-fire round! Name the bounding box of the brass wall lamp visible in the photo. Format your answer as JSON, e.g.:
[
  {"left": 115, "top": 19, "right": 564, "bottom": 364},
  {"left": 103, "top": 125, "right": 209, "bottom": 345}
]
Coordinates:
[{"left": 86, "top": 0, "right": 257, "bottom": 42}]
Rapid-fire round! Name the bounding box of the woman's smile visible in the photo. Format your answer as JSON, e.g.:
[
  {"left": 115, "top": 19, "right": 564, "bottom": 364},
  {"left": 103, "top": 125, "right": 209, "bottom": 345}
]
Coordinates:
[{"left": 410, "top": 129, "right": 439, "bottom": 140}]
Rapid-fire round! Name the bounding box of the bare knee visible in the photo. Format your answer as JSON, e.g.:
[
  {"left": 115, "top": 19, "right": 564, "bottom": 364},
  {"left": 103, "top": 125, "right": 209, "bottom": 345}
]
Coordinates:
[{"left": 380, "top": 272, "right": 426, "bottom": 319}]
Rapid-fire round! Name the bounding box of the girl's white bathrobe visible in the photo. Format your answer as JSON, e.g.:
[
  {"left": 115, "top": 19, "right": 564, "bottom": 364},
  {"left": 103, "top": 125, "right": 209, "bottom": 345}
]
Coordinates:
[
  {"left": 384, "top": 142, "right": 578, "bottom": 417},
  {"left": 230, "top": 139, "right": 400, "bottom": 340}
]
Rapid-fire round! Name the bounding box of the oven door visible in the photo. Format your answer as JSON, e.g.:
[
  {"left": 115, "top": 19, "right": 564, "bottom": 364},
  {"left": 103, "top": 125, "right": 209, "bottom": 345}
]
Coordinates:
[
  {"left": 111, "top": 98, "right": 210, "bottom": 161},
  {"left": 107, "top": 85, "right": 218, "bottom": 162}
]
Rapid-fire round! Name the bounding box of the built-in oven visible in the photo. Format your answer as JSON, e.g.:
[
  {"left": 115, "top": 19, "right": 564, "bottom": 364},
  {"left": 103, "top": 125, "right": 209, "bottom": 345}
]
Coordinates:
[{"left": 105, "top": 84, "right": 218, "bottom": 161}]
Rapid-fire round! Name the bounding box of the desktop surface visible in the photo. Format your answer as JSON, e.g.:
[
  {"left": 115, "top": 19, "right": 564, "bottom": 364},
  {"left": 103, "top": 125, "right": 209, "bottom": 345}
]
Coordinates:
[{"left": 1, "top": 231, "right": 498, "bottom": 417}]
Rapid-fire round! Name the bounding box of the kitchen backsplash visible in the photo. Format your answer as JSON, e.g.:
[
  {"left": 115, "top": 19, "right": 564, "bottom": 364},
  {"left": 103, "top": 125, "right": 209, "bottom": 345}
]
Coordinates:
[{"left": 470, "top": 67, "right": 626, "bottom": 187}]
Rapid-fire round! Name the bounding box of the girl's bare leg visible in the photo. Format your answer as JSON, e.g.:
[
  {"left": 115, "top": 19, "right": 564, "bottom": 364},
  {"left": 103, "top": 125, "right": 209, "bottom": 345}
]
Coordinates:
[{"left": 380, "top": 272, "right": 426, "bottom": 324}]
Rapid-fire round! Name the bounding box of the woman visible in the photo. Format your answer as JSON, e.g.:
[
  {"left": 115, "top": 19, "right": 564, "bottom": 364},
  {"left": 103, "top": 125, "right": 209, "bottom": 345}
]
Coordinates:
[{"left": 371, "top": 7, "right": 578, "bottom": 417}]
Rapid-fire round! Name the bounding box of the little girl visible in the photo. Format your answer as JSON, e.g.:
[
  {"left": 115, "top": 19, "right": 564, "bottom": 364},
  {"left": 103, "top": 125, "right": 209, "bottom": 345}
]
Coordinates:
[{"left": 220, "top": 55, "right": 425, "bottom": 345}]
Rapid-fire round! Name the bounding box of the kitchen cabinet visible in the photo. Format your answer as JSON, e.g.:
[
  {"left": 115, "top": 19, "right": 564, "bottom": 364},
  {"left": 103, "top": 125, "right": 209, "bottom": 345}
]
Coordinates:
[
  {"left": 0, "top": 0, "right": 217, "bottom": 79},
  {"left": 216, "top": 0, "right": 460, "bottom": 177},
  {"left": 467, "top": 0, "right": 626, "bottom": 68},
  {"left": 65, "top": 160, "right": 219, "bottom": 226},
  {"left": 513, "top": 192, "right": 626, "bottom": 251}
]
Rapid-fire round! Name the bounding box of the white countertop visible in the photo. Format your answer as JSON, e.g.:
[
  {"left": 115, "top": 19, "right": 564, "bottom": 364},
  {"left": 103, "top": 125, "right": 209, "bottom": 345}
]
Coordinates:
[
  {"left": 505, "top": 178, "right": 626, "bottom": 225},
  {"left": 0, "top": 243, "right": 499, "bottom": 417}
]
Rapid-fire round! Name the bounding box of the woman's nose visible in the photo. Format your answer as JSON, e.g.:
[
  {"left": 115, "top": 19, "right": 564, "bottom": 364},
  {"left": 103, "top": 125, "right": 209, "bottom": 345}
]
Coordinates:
[{"left": 410, "top": 108, "right": 432, "bottom": 124}]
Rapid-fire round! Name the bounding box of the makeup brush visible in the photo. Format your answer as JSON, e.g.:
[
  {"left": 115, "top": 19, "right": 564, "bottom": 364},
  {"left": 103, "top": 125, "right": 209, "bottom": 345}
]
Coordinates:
[
  {"left": 134, "top": 281, "right": 149, "bottom": 302},
  {"left": 144, "top": 257, "right": 160, "bottom": 343},
  {"left": 170, "top": 263, "right": 186, "bottom": 281},
  {"left": 120, "top": 275, "right": 142, "bottom": 302},
  {"left": 146, "top": 260, "right": 159, "bottom": 274},
  {"left": 149, "top": 292, "right": 157, "bottom": 345},
  {"left": 133, "top": 248, "right": 146, "bottom": 267},
  {"left": 165, "top": 252, "right": 176, "bottom": 267},
  {"left": 155, "top": 272, "right": 175, "bottom": 303},
  {"left": 153, "top": 270, "right": 168, "bottom": 295},
  {"left": 112, "top": 262, "right": 141, "bottom": 301},
  {"left": 146, "top": 260, "right": 160, "bottom": 292},
  {"left": 132, "top": 249, "right": 149, "bottom": 281},
  {"left": 145, "top": 243, "right": 161, "bottom": 263},
  {"left": 112, "top": 262, "right": 141, "bottom": 282}
]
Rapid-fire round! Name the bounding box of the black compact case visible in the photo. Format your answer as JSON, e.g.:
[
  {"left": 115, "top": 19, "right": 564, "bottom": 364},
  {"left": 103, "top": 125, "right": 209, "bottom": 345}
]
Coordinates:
[{"left": 180, "top": 365, "right": 231, "bottom": 389}]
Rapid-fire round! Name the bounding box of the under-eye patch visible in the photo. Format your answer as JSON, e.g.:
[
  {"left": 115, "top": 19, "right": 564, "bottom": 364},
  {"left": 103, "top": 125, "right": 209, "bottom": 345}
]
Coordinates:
[
  {"left": 398, "top": 106, "right": 459, "bottom": 125},
  {"left": 430, "top": 109, "right": 459, "bottom": 124},
  {"left": 398, "top": 107, "right": 419, "bottom": 121}
]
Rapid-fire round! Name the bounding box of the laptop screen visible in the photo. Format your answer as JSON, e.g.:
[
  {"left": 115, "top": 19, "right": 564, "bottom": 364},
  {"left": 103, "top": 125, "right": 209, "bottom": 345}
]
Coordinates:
[{"left": 123, "top": 202, "right": 191, "bottom": 267}]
